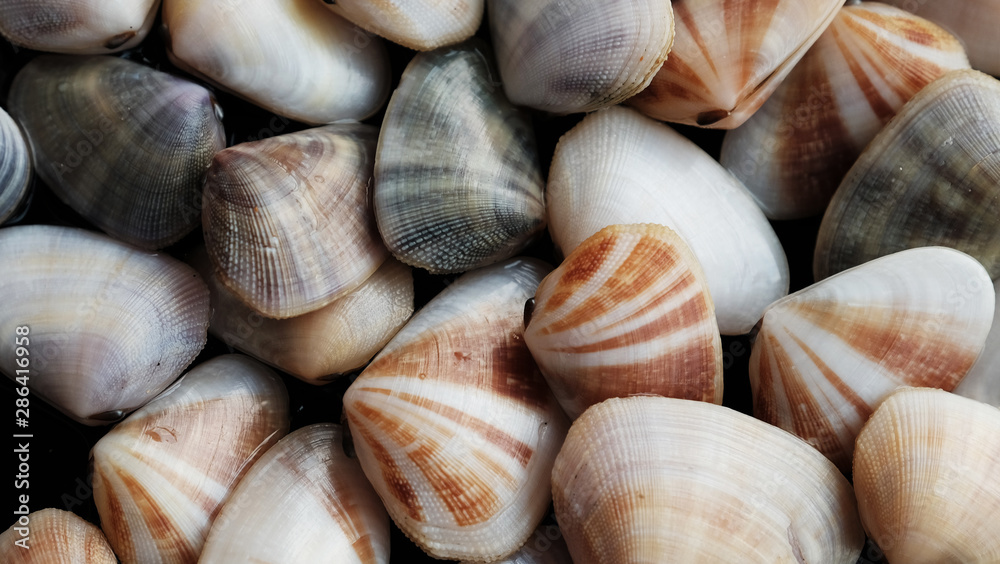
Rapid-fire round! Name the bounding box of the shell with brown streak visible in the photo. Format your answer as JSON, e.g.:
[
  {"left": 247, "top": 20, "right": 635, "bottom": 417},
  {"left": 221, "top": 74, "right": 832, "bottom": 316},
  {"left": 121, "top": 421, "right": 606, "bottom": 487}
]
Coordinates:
[
  {"left": 488, "top": 0, "right": 675, "bottom": 114},
  {"left": 321, "top": 0, "right": 482, "bottom": 51},
  {"left": 750, "top": 247, "right": 994, "bottom": 473},
  {"left": 854, "top": 387, "right": 1000, "bottom": 563},
  {"left": 0, "top": 508, "right": 116, "bottom": 563},
  {"left": 92, "top": 355, "right": 290, "bottom": 564},
  {"left": 203, "top": 124, "right": 387, "bottom": 319},
  {"left": 524, "top": 224, "right": 722, "bottom": 420},
  {"left": 199, "top": 424, "right": 389, "bottom": 564},
  {"left": 553, "top": 396, "right": 864, "bottom": 563},
  {"left": 814, "top": 69, "right": 1000, "bottom": 281},
  {"left": 0, "top": 0, "right": 158, "bottom": 53},
  {"left": 883, "top": 0, "right": 1000, "bottom": 77},
  {"left": 629, "top": 0, "right": 843, "bottom": 128},
  {"left": 721, "top": 2, "right": 970, "bottom": 220},
  {"left": 343, "top": 258, "right": 570, "bottom": 561},
  {"left": 954, "top": 278, "right": 1000, "bottom": 407}
]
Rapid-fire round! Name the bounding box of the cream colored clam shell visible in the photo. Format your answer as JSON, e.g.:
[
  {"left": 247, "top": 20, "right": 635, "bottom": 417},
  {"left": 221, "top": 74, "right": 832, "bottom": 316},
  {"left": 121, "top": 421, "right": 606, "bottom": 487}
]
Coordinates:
[
  {"left": 0, "top": 508, "right": 116, "bottom": 563},
  {"left": 92, "top": 355, "right": 289, "bottom": 564},
  {"left": 460, "top": 523, "right": 573, "bottom": 564},
  {"left": 199, "top": 424, "right": 389, "bottom": 564},
  {"left": 0, "top": 0, "right": 158, "bottom": 53},
  {"left": 954, "top": 278, "right": 1000, "bottom": 406},
  {"left": 552, "top": 396, "right": 864, "bottom": 563},
  {"left": 854, "top": 387, "right": 1000, "bottom": 563},
  {"left": 883, "top": 0, "right": 1000, "bottom": 76},
  {"left": 322, "top": 0, "right": 482, "bottom": 51},
  {"left": 0, "top": 106, "right": 31, "bottom": 225},
  {"left": 344, "top": 258, "right": 570, "bottom": 561},
  {"left": 0, "top": 225, "right": 209, "bottom": 426},
  {"left": 547, "top": 106, "right": 789, "bottom": 335}
]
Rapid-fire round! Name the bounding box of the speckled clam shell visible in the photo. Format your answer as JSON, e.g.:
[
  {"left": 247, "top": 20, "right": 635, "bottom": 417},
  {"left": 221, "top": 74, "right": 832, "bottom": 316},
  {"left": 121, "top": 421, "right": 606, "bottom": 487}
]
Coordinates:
[
  {"left": 750, "top": 247, "right": 994, "bottom": 473},
  {"left": 629, "top": 0, "right": 842, "bottom": 128},
  {"left": 488, "top": 0, "right": 674, "bottom": 114},
  {"left": 0, "top": 0, "right": 158, "bottom": 53},
  {"left": 553, "top": 396, "right": 864, "bottom": 563},
  {"left": 92, "top": 355, "right": 290, "bottom": 564},
  {"left": 854, "top": 387, "right": 1000, "bottom": 563},
  {"left": 460, "top": 523, "right": 573, "bottom": 564},
  {"left": 883, "top": 0, "right": 1000, "bottom": 77},
  {"left": 815, "top": 69, "right": 1000, "bottom": 281},
  {"left": 0, "top": 508, "right": 116, "bottom": 563},
  {"left": 163, "top": 0, "right": 390, "bottom": 124},
  {"left": 189, "top": 246, "right": 414, "bottom": 383},
  {"left": 203, "top": 124, "right": 387, "bottom": 319},
  {"left": 721, "top": 3, "right": 969, "bottom": 220},
  {"left": 954, "top": 278, "right": 1000, "bottom": 407},
  {"left": 7, "top": 55, "right": 225, "bottom": 249},
  {"left": 322, "top": 0, "right": 482, "bottom": 51},
  {"left": 374, "top": 41, "right": 546, "bottom": 273},
  {"left": 0, "top": 106, "right": 31, "bottom": 225},
  {"left": 343, "top": 258, "right": 570, "bottom": 561},
  {"left": 547, "top": 106, "right": 789, "bottom": 335},
  {"left": 0, "top": 225, "right": 209, "bottom": 425},
  {"left": 524, "top": 224, "right": 722, "bottom": 420},
  {"left": 199, "top": 424, "right": 389, "bottom": 564}
]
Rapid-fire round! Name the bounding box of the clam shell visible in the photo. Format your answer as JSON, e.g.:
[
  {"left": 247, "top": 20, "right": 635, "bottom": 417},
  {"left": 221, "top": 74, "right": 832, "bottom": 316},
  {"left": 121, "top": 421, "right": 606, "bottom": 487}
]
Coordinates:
[
  {"left": 0, "top": 225, "right": 209, "bottom": 425},
  {"left": 553, "top": 396, "right": 864, "bottom": 563},
  {"left": 8, "top": 55, "right": 226, "bottom": 249},
  {"left": 162, "top": 0, "right": 390, "bottom": 124},
  {"left": 750, "top": 247, "right": 994, "bottom": 472},
  {"left": 92, "top": 354, "right": 290, "bottom": 564},
  {"left": 547, "top": 106, "right": 789, "bottom": 335},
  {"left": 0, "top": 508, "right": 116, "bottom": 563},
  {"left": 343, "top": 258, "right": 570, "bottom": 561},
  {"left": 203, "top": 124, "right": 387, "bottom": 319},
  {"left": 721, "top": 2, "right": 970, "bottom": 220},
  {"left": 883, "top": 0, "right": 1000, "bottom": 77},
  {"left": 460, "top": 523, "right": 573, "bottom": 564},
  {"left": 854, "top": 387, "right": 1000, "bottom": 563},
  {"left": 628, "top": 0, "right": 843, "bottom": 128},
  {"left": 189, "top": 246, "right": 414, "bottom": 383},
  {"left": 0, "top": 0, "right": 158, "bottom": 54},
  {"left": 0, "top": 106, "right": 32, "bottom": 225},
  {"left": 524, "top": 223, "right": 723, "bottom": 420},
  {"left": 488, "top": 0, "right": 674, "bottom": 114},
  {"left": 814, "top": 68, "right": 1000, "bottom": 281},
  {"left": 199, "top": 423, "right": 389, "bottom": 564},
  {"left": 374, "top": 41, "right": 546, "bottom": 273},
  {"left": 953, "top": 278, "right": 1000, "bottom": 406},
  {"left": 322, "top": 0, "right": 482, "bottom": 51}
]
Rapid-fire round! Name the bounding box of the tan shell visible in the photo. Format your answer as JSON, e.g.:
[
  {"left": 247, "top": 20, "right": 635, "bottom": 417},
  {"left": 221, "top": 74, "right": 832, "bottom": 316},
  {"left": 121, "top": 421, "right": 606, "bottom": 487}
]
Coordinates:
[
  {"left": 0, "top": 225, "right": 209, "bottom": 425},
  {"left": 883, "top": 0, "right": 1000, "bottom": 76},
  {"left": 343, "top": 258, "right": 570, "bottom": 561},
  {"left": 750, "top": 247, "right": 994, "bottom": 473},
  {"left": 721, "top": 2, "right": 970, "bottom": 220},
  {"left": 629, "top": 0, "right": 843, "bottom": 128},
  {"left": 460, "top": 523, "right": 573, "bottom": 564},
  {"left": 92, "top": 355, "right": 290, "bottom": 564},
  {"left": 321, "top": 0, "right": 482, "bottom": 51},
  {"left": 524, "top": 224, "right": 722, "bottom": 420},
  {"left": 854, "top": 387, "right": 1000, "bottom": 563},
  {"left": 0, "top": 105, "right": 31, "bottom": 225},
  {"left": 553, "top": 396, "right": 864, "bottom": 563},
  {"left": 488, "top": 0, "right": 675, "bottom": 114},
  {"left": 0, "top": 0, "right": 158, "bottom": 53},
  {"left": 203, "top": 124, "right": 387, "bottom": 319},
  {"left": 0, "top": 508, "right": 116, "bottom": 563},
  {"left": 954, "top": 278, "right": 1000, "bottom": 407},
  {"left": 199, "top": 424, "right": 389, "bottom": 564}
]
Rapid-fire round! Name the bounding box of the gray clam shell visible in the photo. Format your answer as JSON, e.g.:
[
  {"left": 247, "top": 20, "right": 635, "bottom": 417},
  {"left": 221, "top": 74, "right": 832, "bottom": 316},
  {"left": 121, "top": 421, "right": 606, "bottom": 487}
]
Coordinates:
[{"left": 0, "top": 106, "right": 32, "bottom": 225}]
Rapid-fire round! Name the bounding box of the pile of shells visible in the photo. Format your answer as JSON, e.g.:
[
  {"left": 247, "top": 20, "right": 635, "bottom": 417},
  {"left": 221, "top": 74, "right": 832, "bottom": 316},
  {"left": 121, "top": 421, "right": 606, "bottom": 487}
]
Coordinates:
[{"left": 2, "top": 0, "right": 999, "bottom": 562}]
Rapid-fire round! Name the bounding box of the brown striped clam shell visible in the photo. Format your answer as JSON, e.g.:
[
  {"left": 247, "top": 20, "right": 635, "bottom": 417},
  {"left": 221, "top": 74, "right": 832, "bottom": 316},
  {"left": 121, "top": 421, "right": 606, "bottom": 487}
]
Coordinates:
[
  {"left": 883, "top": 0, "right": 1000, "bottom": 77},
  {"left": 0, "top": 0, "right": 158, "bottom": 54},
  {"left": 0, "top": 508, "right": 116, "bottom": 563},
  {"left": 524, "top": 223, "right": 722, "bottom": 420}
]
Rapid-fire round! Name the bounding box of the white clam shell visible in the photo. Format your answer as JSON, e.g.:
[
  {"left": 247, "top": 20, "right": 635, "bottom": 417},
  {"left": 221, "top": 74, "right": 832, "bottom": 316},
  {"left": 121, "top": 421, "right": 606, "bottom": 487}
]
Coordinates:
[
  {"left": 0, "top": 0, "right": 159, "bottom": 53},
  {"left": 460, "top": 523, "right": 573, "bottom": 564},
  {"left": 322, "top": 0, "right": 482, "bottom": 51},
  {"left": 0, "top": 508, "right": 116, "bottom": 563},
  {"left": 547, "top": 106, "right": 789, "bottom": 335},
  {"left": 0, "top": 106, "right": 32, "bottom": 225},
  {"left": 953, "top": 278, "right": 1000, "bottom": 407}
]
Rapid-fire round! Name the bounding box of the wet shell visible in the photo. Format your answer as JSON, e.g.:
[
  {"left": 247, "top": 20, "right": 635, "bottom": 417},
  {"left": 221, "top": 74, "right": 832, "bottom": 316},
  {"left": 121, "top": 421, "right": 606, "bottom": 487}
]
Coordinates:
[
  {"left": 854, "top": 387, "right": 1000, "bottom": 563},
  {"left": 203, "top": 124, "right": 387, "bottom": 319},
  {"left": 750, "top": 247, "right": 994, "bottom": 472},
  {"left": 199, "top": 424, "right": 389, "bottom": 564},
  {"left": 162, "top": 0, "right": 390, "bottom": 124},
  {"left": 321, "top": 0, "right": 482, "bottom": 51},
  {"left": 189, "top": 246, "right": 414, "bottom": 383},
  {"left": 629, "top": 0, "right": 843, "bottom": 128},
  {"left": 488, "top": 0, "right": 674, "bottom": 114},
  {"left": 460, "top": 523, "right": 573, "bottom": 564},
  {"left": 0, "top": 106, "right": 32, "bottom": 225},
  {"left": 815, "top": 69, "right": 1000, "bottom": 281},
  {"left": 0, "top": 508, "right": 116, "bottom": 563},
  {"left": 92, "top": 354, "right": 290, "bottom": 564},
  {"left": 553, "top": 396, "right": 864, "bottom": 563},
  {"left": 343, "top": 258, "right": 570, "bottom": 561},
  {"left": 524, "top": 224, "right": 722, "bottom": 420},
  {"left": 954, "top": 278, "right": 1000, "bottom": 407},
  {"left": 0, "top": 0, "right": 158, "bottom": 54},
  {"left": 883, "top": 0, "right": 1000, "bottom": 77},
  {"left": 547, "top": 106, "right": 789, "bottom": 335},
  {"left": 8, "top": 55, "right": 225, "bottom": 249},
  {"left": 0, "top": 225, "right": 209, "bottom": 425},
  {"left": 374, "top": 41, "right": 546, "bottom": 273},
  {"left": 721, "top": 2, "right": 970, "bottom": 220}
]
